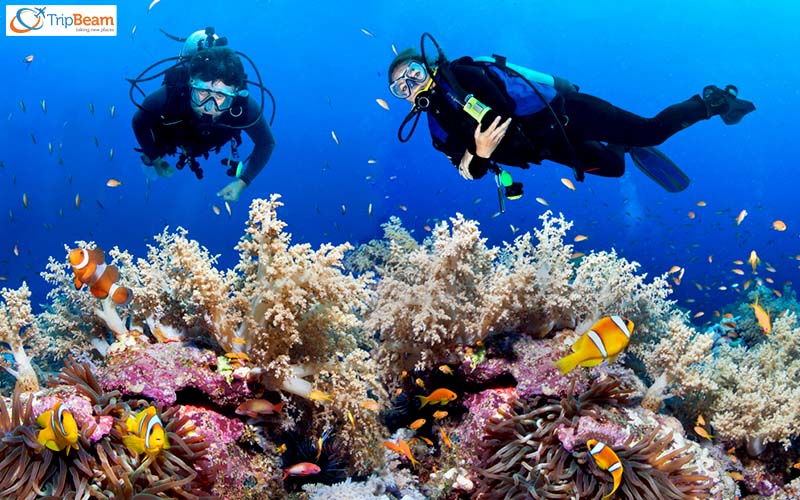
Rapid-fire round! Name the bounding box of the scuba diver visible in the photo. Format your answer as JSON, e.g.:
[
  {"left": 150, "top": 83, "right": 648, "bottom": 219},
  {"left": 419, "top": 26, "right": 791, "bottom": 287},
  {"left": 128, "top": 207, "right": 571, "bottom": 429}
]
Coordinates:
[
  {"left": 388, "top": 34, "right": 756, "bottom": 199},
  {"left": 130, "top": 28, "right": 275, "bottom": 202}
]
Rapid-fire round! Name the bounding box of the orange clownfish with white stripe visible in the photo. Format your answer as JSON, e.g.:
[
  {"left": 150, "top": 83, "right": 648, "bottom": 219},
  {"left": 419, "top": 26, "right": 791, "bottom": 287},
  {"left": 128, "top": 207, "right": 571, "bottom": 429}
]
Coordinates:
[
  {"left": 587, "top": 439, "right": 623, "bottom": 500},
  {"left": 554, "top": 316, "right": 634, "bottom": 375},
  {"left": 122, "top": 406, "right": 170, "bottom": 457},
  {"left": 36, "top": 401, "right": 80, "bottom": 455},
  {"left": 69, "top": 247, "right": 132, "bottom": 305}
]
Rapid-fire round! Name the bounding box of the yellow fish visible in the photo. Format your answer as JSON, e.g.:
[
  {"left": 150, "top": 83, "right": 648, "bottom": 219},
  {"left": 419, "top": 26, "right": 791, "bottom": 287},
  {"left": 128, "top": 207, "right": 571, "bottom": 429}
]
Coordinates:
[
  {"left": 587, "top": 439, "right": 623, "bottom": 500},
  {"left": 122, "top": 406, "right": 170, "bottom": 457},
  {"left": 36, "top": 401, "right": 80, "bottom": 455},
  {"left": 554, "top": 316, "right": 634, "bottom": 375},
  {"left": 749, "top": 296, "right": 771, "bottom": 334},
  {"left": 748, "top": 250, "right": 760, "bottom": 273}
]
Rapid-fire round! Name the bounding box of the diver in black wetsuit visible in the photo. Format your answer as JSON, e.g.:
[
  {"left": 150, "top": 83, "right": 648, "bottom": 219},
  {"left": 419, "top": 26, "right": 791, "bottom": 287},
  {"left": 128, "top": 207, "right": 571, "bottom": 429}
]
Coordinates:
[
  {"left": 132, "top": 39, "right": 275, "bottom": 202},
  {"left": 388, "top": 47, "right": 754, "bottom": 189}
]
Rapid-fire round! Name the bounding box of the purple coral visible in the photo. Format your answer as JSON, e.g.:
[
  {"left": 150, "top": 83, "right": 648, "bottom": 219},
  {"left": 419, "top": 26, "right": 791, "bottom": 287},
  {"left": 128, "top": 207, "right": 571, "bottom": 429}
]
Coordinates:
[{"left": 98, "top": 342, "right": 252, "bottom": 407}]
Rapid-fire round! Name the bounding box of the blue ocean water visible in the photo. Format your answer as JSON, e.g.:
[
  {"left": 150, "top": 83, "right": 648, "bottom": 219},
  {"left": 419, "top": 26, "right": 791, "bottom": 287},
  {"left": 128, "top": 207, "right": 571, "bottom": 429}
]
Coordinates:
[{"left": 2, "top": 0, "right": 798, "bottom": 323}]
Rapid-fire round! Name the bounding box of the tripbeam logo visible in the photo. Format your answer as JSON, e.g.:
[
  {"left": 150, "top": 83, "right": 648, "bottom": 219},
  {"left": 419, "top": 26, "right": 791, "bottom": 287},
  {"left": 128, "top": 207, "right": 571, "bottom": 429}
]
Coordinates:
[{"left": 6, "top": 5, "right": 117, "bottom": 36}]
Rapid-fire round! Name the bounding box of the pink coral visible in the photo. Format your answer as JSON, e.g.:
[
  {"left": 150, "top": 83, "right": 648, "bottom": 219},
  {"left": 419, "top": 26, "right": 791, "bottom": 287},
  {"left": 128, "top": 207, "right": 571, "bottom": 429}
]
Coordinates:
[{"left": 98, "top": 342, "right": 251, "bottom": 407}]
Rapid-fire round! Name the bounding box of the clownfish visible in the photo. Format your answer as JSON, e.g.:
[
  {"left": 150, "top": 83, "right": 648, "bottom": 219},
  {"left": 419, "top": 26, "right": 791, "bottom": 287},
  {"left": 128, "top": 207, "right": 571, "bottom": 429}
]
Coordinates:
[
  {"left": 554, "top": 316, "right": 634, "bottom": 375},
  {"left": 587, "top": 439, "right": 623, "bottom": 500},
  {"left": 122, "top": 406, "right": 170, "bottom": 457},
  {"left": 69, "top": 247, "right": 132, "bottom": 305},
  {"left": 36, "top": 401, "right": 80, "bottom": 455}
]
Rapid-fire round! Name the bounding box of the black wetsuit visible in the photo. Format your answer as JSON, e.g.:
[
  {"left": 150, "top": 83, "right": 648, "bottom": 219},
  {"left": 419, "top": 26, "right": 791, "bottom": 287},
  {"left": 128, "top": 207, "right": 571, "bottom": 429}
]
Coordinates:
[
  {"left": 132, "top": 85, "right": 275, "bottom": 185},
  {"left": 427, "top": 57, "right": 710, "bottom": 179}
]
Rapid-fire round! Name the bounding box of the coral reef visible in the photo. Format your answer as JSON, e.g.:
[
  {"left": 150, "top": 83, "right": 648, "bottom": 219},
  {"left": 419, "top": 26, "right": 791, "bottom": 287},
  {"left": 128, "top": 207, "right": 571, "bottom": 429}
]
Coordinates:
[{"left": 9, "top": 196, "right": 800, "bottom": 498}]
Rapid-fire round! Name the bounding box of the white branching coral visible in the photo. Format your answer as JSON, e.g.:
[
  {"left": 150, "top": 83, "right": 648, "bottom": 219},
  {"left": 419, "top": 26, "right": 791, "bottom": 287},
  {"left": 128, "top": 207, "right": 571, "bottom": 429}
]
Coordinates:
[
  {"left": 630, "top": 311, "right": 716, "bottom": 400},
  {"left": 366, "top": 211, "right": 675, "bottom": 377},
  {"left": 0, "top": 282, "right": 47, "bottom": 391},
  {"left": 366, "top": 213, "right": 497, "bottom": 373},
  {"left": 705, "top": 311, "right": 800, "bottom": 447},
  {"left": 229, "top": 195, "right": 377, "bottom": 394},
  {"left": 134, "top": 226, "right": 239, "bottom": 346}
]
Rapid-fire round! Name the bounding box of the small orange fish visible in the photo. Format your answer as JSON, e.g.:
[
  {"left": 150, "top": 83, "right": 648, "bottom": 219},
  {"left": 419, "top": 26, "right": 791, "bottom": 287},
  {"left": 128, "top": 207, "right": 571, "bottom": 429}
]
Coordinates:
[
  {"left": 438, "top": 365, "right": 453, "bottom": 375},
  {"left": 561, "top": 178, "right": 576, "bottom": 191},
  {"left": 749, "top": 296, "right": 771, "bottom": 334},
  {"left": 574, "top": 234, "right": 588, "bottom": 242},
  {"left": 382, "top": 439, "right": 419, "bottom": 467},
  {"left": 414, "top": 378, "right": 426, "bottom": 389},
  {"left": 432, "top": 410, "right": 449, "bottom": 420},
  {"left": 106, "top": 178, "right": 122, "bottom": 187},
  {"left": 535, "top": 197, "right": 549, "bottom": 206},
  {"left": 735, "top": 209, "right": 748, "bottom": 225},
  {"left": 376, "top": 98, "right": 390, "bottom": 110},
  {"left": 668, "top": 265, "right": 681, "bottom": 274},
  {"left": 772, "top": 220, "right": 787, "bottom": 231},
  {"left": 224, "top": 352, "right": 251, "bottom": 362},
  {"left": 696, "top": 414, "right": 706, "bottom": 426},
  {"left": 687, "top": 211, "right": 696, "bottom": 219},
  {"left": 732, "top": 268, "right": 744, "bottom": 276},
  {"left": 696, "top": 200, "right": 707, "bottom": 207},
  {"left": 694, "top": 425, "right": 713, "bottom": 440},
  {"left": 408, "top": 418, "right": 426, "bottom": 430},
  {"left": 23, "top": 54, "right": 34, "bottom": 64},
  {"left": 235, "top": 399, "right": 284, "bottom": 418},
  {"left": 438, "top": 426, "right": 453, "bottom": 448},
  {"left": 417, "top": 388, "right": 457, "bottom": 407},
  {"left": 728, "top": 471, "right": 744, "bottom": 481},
  {"left": 362, "top": 399, "right": 380, "bottom": 412},
  {"left": 587, "top": 440, "right": 623, "bottom": 500},
  {"left": 554, "top": 316, "right": 634, "bottom": 375}
]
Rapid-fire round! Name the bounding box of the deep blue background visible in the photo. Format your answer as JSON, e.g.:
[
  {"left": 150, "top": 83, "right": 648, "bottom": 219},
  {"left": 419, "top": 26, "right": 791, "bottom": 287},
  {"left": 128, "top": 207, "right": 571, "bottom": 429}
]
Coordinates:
[{"left": 2, "top": 1, "right": 798, "bottom": 322}]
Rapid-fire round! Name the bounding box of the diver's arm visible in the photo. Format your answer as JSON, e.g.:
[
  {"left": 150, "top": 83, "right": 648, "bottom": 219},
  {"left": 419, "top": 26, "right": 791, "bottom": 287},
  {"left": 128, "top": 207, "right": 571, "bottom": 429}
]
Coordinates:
[
  {"left": 238, "top": 100, "right": 276, "bottom": 185},
  {"left": 456, "top": 115, "right": 512, "bottom": 179},
  {"left": 132, "top": 87, "right": 170, "bottom": 160}
]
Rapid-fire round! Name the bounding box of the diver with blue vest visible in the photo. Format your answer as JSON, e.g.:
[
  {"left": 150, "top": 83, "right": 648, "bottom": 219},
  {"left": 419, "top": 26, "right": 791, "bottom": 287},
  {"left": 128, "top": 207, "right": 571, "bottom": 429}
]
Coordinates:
[
  {"left": 389, "top": 34, "right": 755, "bottom": 198},
  {"left": 129, "top": 27, "right": 276, "bottom": 202}
]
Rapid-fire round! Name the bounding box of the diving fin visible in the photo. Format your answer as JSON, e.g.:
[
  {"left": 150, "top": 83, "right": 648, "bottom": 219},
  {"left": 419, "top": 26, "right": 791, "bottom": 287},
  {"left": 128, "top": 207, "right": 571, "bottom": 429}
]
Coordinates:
[
  {"left": 628, "top": 146, "right": 690, "bottom": 193},
  {"left": 703, "top": 84, "right": 756, "bottom": 125}
]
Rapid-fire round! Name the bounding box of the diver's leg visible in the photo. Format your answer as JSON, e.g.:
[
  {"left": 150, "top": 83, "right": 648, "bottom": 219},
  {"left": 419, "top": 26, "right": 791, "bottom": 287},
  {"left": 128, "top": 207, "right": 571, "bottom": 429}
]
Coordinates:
[
  {"left": 548, "top": 141, "right": 626, "bottom": 177},
  {"left": 563, "top": 92, "right": 709, "bottom": 147}
]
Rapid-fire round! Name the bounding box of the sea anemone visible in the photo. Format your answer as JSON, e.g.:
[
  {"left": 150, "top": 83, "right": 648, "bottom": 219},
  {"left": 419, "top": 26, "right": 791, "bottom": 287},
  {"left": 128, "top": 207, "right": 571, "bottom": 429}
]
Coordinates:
[
  {"left": 0, "top": 386, "right": 96, "bottom": 499},
  {"left": 0, "top": 358, "right": 216, "bottom": 499},
  {"left": 472, "top": 377, "right": 713, "bottom": 499},
  {"left": 57, "top": 358, "right": 215, "bottom": 499},
  {"left": 281, "top": 429, "right": 348, "bottom": 490}
]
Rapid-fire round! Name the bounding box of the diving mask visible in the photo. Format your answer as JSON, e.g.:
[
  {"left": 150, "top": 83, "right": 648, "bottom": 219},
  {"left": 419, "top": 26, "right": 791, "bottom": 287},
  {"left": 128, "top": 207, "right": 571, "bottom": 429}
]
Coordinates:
[
  {"left": 190, "top": 79, "right": 238, "bottom": 112},
  {"left": 389, "top": 61, "right": 429, "bottom": 99}
]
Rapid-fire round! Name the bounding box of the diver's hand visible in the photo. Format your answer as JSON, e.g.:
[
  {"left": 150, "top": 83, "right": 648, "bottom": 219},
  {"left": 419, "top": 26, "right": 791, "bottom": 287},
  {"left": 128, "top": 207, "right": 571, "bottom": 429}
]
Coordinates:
[
  {"left": 474, "top": 116, "right": 511, "bottom": 158},
  {"left": 141, "top": 155, "right": 175, "bottom": 178},
  {"left": 217, "top": 178, "right": 247, "bottom": 202}
]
